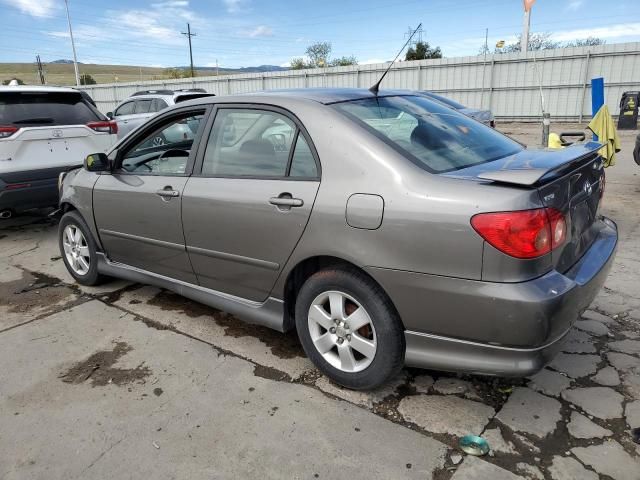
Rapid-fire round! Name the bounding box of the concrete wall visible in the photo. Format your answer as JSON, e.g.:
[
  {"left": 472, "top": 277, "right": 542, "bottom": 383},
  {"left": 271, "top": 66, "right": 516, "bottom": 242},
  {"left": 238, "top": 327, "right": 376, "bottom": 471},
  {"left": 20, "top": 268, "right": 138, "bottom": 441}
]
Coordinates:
[{"left": 80, "top": 42, "right": 640, "bottom": 122}]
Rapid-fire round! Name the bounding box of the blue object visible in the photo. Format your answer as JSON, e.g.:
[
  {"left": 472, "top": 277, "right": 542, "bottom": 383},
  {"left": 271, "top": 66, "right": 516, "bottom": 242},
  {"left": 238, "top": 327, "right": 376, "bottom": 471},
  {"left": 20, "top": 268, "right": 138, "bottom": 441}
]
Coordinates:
[{"left": 591, "top": 77, "right": 605, "bottom": 141}]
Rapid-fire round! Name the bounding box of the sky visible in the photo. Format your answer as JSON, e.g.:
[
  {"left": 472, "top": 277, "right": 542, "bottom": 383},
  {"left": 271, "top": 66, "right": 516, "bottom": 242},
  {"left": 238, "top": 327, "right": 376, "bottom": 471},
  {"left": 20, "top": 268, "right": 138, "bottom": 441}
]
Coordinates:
[{"left": 0, "top": 0, "right": 639, "bottom": 68}]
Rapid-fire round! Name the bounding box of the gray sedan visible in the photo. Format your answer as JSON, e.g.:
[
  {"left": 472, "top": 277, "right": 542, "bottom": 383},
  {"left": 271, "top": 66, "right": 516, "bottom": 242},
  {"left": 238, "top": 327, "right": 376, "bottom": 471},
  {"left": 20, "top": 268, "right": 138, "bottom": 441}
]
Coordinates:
[{"left": 57, "top": 88, "right": 617, "bottom": 390}]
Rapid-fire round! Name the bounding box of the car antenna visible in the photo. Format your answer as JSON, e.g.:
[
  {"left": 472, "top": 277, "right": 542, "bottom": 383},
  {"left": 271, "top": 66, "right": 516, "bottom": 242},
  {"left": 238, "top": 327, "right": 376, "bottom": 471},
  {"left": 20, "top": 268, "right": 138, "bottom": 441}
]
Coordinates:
[{"left": 369, "top": 23, "right": 422, "bottom": 96}]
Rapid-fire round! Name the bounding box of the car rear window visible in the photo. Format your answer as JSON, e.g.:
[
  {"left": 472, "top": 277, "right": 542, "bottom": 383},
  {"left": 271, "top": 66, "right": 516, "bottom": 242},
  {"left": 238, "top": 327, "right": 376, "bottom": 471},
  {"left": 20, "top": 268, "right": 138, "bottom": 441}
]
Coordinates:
[
  {"left": 334, "top": 95, "right": 521, "bottom": 173},
  {"left": 0, "top": 91, "right": 102, "bottom": 127}
]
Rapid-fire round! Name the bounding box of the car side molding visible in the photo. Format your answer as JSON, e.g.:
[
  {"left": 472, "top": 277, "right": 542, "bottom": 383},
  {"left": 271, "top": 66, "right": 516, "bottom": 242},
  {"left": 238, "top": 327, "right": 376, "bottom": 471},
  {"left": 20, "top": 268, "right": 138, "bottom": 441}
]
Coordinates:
[{"left": 95, "top": 253, "right": 286, "bottom": 332}]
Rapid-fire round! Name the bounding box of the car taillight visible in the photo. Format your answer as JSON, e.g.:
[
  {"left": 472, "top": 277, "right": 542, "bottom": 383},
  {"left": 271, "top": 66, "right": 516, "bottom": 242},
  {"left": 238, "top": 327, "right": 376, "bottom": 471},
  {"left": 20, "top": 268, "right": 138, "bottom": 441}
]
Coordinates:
[
  {"left": 471, "top": 207, "right": 566, "bottom": 259},
  {"left": 0, "top": 125, "right": 19, "bottom": 139},
  {"left": 87, "top": 121, "right": 118, "bottom": 135}
]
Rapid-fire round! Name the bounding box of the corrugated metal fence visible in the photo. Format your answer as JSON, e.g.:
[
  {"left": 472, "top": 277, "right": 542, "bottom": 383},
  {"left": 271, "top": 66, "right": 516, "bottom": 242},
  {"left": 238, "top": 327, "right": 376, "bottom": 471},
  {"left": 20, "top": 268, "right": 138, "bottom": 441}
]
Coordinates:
[{"left": 80, "top": 42, "right": 640, "bottom": 122}]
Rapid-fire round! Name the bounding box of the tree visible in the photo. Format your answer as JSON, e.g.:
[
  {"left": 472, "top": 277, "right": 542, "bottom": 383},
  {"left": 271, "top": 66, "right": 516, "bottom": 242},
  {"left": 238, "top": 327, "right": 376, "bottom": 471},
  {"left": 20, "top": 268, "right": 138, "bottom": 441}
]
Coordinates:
[
  {"left": 566, "top": 37, "right": 606, "bottom": 47},
  {"left": 405, "top": 41, "right": 442, "bottom": 60},
  {"left": 290, "top": 57, "right": 307, "bottom": 70},
  {"left": 500, "top": 32, "right": 561, "bottom": 53},
  {"left": 330, "top": 55, "right": 358, "bottom": 67},
  {"left": 79, "top": 74, "right": 96, "bottom": 85},
  {"left": 2, "top": 78, "right": 24, "bottom": 85},
  {"left": 288, "top": 42, "right": 357, "bottom": 69},
  {"left": 306, "top": 42, "right": 332, "bottom": 68},
  {"left": 163, "top": 67, "right": 190, "bottom": 79}
]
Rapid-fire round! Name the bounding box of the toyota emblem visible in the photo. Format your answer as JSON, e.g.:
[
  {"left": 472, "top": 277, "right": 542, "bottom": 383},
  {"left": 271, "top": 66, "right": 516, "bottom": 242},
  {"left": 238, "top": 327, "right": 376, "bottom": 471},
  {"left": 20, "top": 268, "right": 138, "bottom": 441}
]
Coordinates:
[{"left": 52, "top": 129, "right": 63, "bottom": 138}]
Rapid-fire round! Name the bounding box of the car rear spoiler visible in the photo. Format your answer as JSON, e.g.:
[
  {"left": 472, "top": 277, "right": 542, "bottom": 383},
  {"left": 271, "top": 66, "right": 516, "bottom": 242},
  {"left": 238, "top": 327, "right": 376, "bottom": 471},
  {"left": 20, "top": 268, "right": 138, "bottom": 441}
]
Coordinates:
[{"left": 477, "top": 141, "right": 603, "bottom": 187}]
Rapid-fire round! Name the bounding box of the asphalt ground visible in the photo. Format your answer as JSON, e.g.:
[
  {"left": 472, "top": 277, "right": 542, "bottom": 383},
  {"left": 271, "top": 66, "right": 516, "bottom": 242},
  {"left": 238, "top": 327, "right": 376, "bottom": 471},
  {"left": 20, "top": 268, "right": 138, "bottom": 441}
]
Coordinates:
[{"left": 1, "top": 122, "right": 639, "bottom": 479}]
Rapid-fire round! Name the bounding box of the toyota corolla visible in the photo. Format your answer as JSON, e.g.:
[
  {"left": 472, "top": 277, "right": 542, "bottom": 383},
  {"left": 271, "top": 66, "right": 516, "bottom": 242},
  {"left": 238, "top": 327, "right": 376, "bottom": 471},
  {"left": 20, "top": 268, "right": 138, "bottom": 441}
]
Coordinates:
[{"left": 57, "top": 89, "right": 617, "bottom": 390}]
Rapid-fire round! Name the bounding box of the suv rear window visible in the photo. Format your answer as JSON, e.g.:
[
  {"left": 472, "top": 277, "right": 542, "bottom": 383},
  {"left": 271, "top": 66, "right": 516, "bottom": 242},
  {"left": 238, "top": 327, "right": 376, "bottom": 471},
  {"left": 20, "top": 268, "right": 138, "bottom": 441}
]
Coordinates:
[
  {"left": 0, "top": 91, "right": 102, "bottom": 127},
  {"left": 334, "top": 95, "right": 521, "bottom": 173}
]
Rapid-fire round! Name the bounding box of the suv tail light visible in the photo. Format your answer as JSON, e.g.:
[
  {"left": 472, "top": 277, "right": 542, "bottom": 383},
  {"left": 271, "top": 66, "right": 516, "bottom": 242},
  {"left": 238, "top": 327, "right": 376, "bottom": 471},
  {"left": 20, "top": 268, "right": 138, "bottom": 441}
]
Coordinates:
[
  {"left": 0, "top": 125, "right": 19, "bottom": 139},
  {"left": 471, "top": 208, "right": 566, "bottom": 259},
  {"left": 87, "top": 121, "right": 118, "bottom": 135}
]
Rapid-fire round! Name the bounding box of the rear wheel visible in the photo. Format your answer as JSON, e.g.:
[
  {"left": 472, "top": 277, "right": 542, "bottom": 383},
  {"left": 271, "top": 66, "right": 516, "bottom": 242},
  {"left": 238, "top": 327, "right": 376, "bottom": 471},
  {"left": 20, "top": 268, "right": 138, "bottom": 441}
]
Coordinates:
[
  {"left": 58, "top": 211, "right": 105, "bottom": 286},
  {"left": 295, "top": 268, "right": 405, "bottom": 390}
]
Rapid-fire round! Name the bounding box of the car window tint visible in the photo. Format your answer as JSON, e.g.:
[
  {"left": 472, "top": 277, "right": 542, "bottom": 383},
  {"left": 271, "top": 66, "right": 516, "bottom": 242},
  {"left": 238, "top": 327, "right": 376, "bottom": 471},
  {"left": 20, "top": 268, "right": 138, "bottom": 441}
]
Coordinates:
[
  {"left": 335, "top": 96, "right": 521, "bottom": 173},
  {"left": 151, "top": 98, "right": 168, "bottom": 112},
  {"left": 0, "top": 92, "right": 101, "bottom": 127},
  {"left": 202, "top": 109, "right": 296, "bottom": 177},
  {"left": 120, "top": 111, "right": 205, "bottom": 175},
  {"left": 289, "top": 134, "right": 317, "bottom": 177},
  {"left": 115, "top": 101, "right": 135, "bottom": 116},
  {"left": 135, "top": 99, "right": 153, "bottom": 114}
]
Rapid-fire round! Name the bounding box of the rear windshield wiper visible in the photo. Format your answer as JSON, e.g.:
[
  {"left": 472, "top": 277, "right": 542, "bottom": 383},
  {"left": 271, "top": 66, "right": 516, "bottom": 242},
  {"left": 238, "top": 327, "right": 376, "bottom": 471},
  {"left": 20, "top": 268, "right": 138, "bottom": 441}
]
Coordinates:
[{"left": 12, "top": 118, "right": 55, "bottom": 124}]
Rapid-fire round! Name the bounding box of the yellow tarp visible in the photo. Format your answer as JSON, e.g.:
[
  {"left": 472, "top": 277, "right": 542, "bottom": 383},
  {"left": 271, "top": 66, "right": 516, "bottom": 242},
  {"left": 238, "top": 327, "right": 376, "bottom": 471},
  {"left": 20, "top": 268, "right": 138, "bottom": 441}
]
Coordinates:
[{"left": 588, "top": 105, "right": 620, "bottom": 167}]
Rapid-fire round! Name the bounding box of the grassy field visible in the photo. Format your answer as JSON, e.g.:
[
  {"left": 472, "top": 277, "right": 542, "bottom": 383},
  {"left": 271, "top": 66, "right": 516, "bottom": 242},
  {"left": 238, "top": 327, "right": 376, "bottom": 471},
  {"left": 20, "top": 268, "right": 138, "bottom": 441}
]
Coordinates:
[{"left": 0, "top": 63, "right": 222, "bottom": 86}]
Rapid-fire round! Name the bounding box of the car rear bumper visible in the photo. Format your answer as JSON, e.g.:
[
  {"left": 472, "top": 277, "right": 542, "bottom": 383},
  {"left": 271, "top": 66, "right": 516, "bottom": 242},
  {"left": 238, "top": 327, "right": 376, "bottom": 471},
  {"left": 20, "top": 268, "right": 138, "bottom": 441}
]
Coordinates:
[
  {"left": 368, "top": 216, "right": 617, "bottom": 377},
  {"left": 0, "top": 166, "right": 70, "bottom": 212}
]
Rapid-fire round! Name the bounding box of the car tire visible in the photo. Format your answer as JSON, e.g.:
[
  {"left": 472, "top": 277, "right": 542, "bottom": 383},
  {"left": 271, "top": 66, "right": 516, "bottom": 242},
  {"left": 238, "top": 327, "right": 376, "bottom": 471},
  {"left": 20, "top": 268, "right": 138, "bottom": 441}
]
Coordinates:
[
  {"left": 58, "top": 211, "right": 105, "bottom": 286},
  {"left": 295, "top": 268, "right": 405, "bottom": 390}
]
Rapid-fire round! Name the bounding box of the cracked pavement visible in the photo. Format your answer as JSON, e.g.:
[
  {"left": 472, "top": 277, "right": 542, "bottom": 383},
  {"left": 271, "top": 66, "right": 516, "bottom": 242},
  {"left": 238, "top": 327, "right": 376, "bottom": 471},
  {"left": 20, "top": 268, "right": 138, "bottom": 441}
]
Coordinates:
[{"left": 1, "top": 124, "right": 639, "bottom": 479}]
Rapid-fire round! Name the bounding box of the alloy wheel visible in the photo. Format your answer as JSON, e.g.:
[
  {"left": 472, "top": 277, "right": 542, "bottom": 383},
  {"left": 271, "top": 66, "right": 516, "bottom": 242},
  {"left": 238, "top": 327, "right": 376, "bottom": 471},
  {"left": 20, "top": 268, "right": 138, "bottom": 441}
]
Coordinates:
[
  {"left": 62, "top": 224, "right": 91, "bottom": 276},
  {"left": 308, "top": 290, "right": 377, "bottom": 373}
]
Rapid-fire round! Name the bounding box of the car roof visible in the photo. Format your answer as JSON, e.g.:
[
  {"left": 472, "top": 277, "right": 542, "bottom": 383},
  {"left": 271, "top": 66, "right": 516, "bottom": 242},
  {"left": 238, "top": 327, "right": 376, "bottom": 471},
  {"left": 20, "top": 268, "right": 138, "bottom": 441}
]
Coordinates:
[
  {"left": 0, "top": 85, "right": 83, "bottom": 94},
  {"left": 246, "top": 88, "right": 416, "bottom": 105}
]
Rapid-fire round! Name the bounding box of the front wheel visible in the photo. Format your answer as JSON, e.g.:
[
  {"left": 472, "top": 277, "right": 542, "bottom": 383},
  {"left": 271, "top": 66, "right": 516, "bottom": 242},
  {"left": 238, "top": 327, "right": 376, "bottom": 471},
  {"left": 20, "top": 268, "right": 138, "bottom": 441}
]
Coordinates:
[
  {"left": 295, "top": 268, "right": 405, "bottom": 390},
  {"left": 58, "top": 211, "right": 105, "bottom": 286}
]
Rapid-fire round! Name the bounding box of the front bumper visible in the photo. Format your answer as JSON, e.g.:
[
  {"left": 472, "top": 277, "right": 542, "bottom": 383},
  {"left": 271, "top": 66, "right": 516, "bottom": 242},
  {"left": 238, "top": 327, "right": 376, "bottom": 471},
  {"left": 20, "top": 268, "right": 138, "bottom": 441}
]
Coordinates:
[{"left": 368, "top": 217, "right": 617, "bottom": 376}]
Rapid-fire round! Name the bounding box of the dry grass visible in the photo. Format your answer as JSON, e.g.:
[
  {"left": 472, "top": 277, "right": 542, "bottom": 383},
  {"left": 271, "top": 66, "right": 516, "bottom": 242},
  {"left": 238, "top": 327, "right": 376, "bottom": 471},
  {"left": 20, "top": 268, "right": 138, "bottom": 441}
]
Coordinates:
[{"left": 0, "top": 63, "right": 221, "bottom": 86}]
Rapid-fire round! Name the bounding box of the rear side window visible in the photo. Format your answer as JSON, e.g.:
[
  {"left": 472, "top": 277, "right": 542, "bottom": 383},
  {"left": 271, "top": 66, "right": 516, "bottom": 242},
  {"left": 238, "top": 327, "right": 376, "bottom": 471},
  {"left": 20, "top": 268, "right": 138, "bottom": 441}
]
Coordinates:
[
  {"left": 151, "top": 98, "right": 168, "bottom": 112},
  {"left": 334, "top": 95, "right": 521, "bottom": 173},
  {"left": 0, "top": 92, "right": 102, "bottom": 127},
  {"left": 135, "top": 99, "right": 153, "bottom": 114}
]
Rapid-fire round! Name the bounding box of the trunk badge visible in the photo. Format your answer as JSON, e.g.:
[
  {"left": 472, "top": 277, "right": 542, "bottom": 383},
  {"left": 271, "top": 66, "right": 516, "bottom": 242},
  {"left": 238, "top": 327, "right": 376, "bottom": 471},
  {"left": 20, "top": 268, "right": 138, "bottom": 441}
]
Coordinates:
[
  {"left": 52, "top": 129, "right": 63, "bottom": 138},
  {"left": 583, "top": 181, "right": 593, "bottom": 195}
]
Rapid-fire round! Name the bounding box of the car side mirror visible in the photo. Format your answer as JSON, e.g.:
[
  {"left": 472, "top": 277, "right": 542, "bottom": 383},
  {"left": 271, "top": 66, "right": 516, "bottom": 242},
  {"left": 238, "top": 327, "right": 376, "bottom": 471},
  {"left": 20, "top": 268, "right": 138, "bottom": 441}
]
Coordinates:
[
  {"left": 634, "top": 133, "right": 640, "bottom": 166},
  {"left": 106, "top": 112, "right": 114, "bottom": 119},
  {"left": 84, "top": 153, "right": 111, "bottom": 172}
]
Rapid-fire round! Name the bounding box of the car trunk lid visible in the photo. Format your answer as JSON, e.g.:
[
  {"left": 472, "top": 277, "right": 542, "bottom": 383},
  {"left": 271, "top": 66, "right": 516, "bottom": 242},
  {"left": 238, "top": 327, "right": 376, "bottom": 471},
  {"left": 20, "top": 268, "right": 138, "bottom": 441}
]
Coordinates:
[{"left": 444, "top": 142, "right": 605, "bottom": 272}]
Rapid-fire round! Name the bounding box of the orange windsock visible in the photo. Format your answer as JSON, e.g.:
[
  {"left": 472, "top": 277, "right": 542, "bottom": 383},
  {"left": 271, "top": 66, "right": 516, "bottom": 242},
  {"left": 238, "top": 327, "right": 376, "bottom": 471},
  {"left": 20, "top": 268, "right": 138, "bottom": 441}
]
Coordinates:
[{"left": 524, "top": 0, "right": 536, "bottom": 12}]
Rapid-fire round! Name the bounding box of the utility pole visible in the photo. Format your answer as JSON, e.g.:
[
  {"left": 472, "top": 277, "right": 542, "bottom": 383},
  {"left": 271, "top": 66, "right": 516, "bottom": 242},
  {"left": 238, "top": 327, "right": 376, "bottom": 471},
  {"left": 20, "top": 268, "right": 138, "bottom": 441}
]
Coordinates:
[
  {"left": 36, "top": 55, "right": 46, "bottom": 85},
  {"left": 64, "top": 0, "right": 80, "bottom": 86},
  {"left": 181, "top": 23, "right": 197, "bottom": 78},
  {"left": 480, "top": 29, "right": 488, "bottom": 108},
  {"left": 521, "top": 0, "right": 536, "bottom": 53}
]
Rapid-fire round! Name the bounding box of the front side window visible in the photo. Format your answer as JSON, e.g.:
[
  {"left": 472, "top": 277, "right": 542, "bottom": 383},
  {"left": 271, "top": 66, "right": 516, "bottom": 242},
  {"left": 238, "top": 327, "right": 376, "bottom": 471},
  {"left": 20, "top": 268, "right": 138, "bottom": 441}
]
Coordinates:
[
  {"left": 334, "top": 95, "right": 521, "bottom": 173},
  {"left": 202, "top": 109, "right": 297, "bottom": 177},
  {"left": 119, "top": 110, "right": 205, "bottom": 175},
  {"left": 115, "top": 102, "right": 135, "bottom": 116}
]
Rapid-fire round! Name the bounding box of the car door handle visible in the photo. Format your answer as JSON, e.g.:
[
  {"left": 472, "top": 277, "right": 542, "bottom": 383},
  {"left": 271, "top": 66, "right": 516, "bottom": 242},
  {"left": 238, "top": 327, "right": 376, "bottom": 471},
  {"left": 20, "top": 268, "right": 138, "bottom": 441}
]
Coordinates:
[
  {"left": 269, "top": 197, "right": 303, "bottom": 207},
  {"left": 156, "top": 188, "right": 180, "bottom": 198}
]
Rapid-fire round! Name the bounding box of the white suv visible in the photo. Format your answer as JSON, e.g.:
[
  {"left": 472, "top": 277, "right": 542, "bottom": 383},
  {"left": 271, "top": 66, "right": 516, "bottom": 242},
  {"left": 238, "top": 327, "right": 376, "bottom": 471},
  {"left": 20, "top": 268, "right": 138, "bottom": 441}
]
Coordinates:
[
  {"left": 0, "top": 85, "right": 117, "bottom": 218},
  {"left": 108, "top": 89, "right": 213, "bottom": 140}
]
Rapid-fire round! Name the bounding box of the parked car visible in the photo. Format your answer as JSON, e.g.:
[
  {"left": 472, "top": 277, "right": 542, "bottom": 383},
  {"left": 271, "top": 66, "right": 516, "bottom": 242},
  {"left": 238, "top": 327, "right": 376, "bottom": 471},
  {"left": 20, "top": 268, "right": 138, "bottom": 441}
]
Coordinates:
[
  {"left": 57, "top": 88, "right": 617, "bottom": 390},
  {"left": 0, "top": 85, "right": 117, "bottom": 219},
  {"left": 418, "top": 91, "right": 495, "bottom": 127},
  {"left": 109, "top": 89, "right": 213, "bottom": 140}
]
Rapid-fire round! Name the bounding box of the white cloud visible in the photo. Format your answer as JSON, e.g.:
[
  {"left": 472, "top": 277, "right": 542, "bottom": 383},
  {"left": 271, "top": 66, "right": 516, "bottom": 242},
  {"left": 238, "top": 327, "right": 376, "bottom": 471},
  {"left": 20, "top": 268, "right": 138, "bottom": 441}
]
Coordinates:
[
  {"left": 551, "top": 22, "right": 640, "bottom": 41},
  {"left": 152, "top": 1, "right": 189, "bottom": 7},
  {"left": 566, "top": 0, "right": 584, "bottom": 11},
  {"left": 5, "top": 0, "right": 55, "bottom": 17},
  {"left": 242, "top": 25, "right": 273, "bottom": 38},
  {"left": 223, "top": 0, "right": 248, "bottom": 13}
]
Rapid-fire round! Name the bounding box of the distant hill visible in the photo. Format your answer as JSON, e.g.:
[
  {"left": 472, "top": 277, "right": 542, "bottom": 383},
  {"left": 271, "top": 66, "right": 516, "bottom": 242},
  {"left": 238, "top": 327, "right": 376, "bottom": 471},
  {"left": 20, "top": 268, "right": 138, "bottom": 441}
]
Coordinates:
[{"left": 50, "top": 59, "right": 84, "bottom": 65}]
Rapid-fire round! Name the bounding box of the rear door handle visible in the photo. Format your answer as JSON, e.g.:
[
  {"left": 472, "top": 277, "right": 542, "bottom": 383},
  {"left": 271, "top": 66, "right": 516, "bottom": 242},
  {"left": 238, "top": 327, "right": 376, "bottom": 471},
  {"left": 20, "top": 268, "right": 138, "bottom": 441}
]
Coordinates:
[
  {"left": 156, "top": 188, "right": 180, "bottom": 198},
  {"left": 269, "top": 197, "right": 303, "bottom": 207}
]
